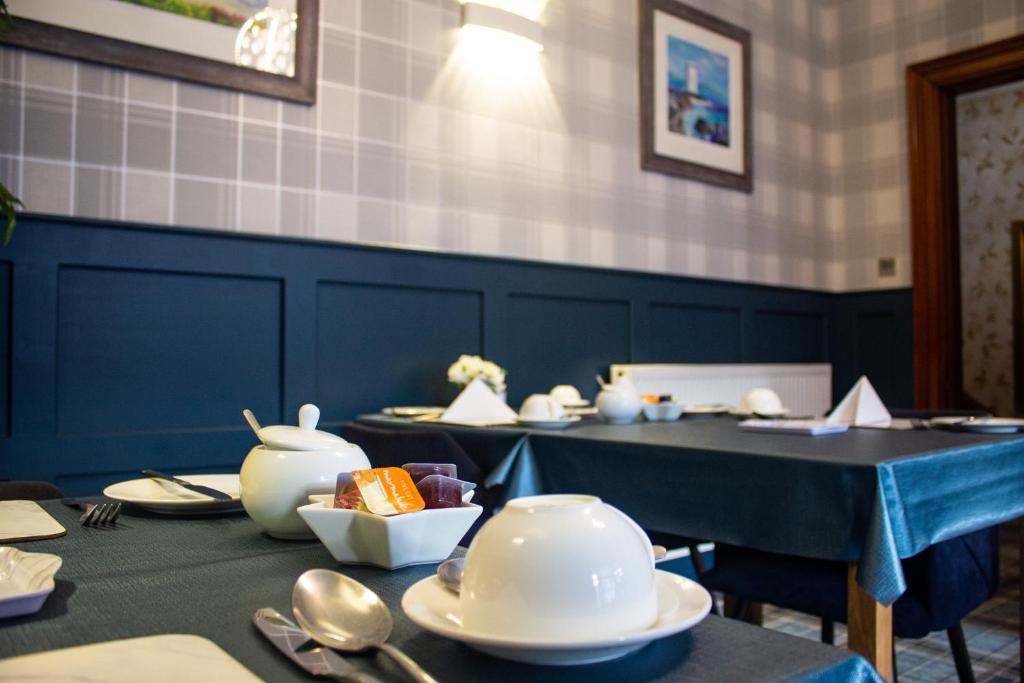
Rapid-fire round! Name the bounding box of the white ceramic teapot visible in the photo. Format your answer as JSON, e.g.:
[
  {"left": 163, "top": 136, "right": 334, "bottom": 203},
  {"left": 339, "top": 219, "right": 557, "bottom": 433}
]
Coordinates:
[
  {"left": 596, "top": 376, "right": 642, "bottom": 424},
  {"left": 239, "top": 404, "right": 370, "bottom": 539}
]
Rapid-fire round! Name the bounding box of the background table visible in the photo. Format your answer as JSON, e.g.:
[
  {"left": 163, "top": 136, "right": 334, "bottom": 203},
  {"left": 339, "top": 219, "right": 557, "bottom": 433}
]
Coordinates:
[
  {"left": 0, "top": 502, "right": 881, "bottom": 682},
  {"left": 360, "top": 415, "right": 1024, "bottom": 680}
]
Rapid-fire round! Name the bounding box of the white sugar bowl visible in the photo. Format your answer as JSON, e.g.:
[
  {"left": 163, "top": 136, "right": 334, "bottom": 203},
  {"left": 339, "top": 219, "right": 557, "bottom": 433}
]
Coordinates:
[
  {"left": 596, "top": 378, "right": 642, "bottom": 424},
  {"left": 460, "top": 494, "right": 658, "bottom": 640},
  {"left": 240, "top": 404, "right": 370, "bottom": 539}
]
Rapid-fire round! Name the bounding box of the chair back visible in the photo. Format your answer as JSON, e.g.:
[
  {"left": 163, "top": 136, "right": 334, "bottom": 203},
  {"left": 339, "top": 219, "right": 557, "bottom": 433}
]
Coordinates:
[{"left": 0, "top": 480, "right": 64, "bottom": 501}]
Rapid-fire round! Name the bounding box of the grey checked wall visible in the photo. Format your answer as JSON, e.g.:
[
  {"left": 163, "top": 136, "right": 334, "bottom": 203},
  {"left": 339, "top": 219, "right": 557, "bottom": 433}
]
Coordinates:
[{"left": 0, "top": 0, "right": 1022, "bottom": 292}]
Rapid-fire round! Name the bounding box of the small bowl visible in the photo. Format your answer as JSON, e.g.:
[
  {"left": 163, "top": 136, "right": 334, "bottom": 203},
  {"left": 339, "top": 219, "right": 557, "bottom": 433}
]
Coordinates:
[
  {"left": 642, "top": 402, "right": 684, "bottom": 422},
  {"left": 298, "top": 495, "right": 482, "bottom": 569},
  {"left": 460, "top": 494, "right": 657, "bottom": 640}
]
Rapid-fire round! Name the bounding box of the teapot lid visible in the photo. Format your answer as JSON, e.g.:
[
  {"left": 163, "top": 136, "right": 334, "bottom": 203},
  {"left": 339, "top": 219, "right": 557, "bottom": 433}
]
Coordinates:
[{"left": 257, "top": 404, "right": 347, "bottom": 451}]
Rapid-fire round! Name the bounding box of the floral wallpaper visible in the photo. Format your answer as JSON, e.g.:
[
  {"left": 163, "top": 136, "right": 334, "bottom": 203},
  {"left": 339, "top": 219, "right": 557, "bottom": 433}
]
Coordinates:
[{"left": 956, "top": 82, "right": 1024, "bottom": 417}]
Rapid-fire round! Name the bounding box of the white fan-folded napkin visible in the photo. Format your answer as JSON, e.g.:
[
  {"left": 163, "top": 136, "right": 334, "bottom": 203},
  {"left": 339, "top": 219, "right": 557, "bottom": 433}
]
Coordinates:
[
  {"left": 440, "top": 377, "right": 518, "bottom": 427},
  {"left": 826, "top": 376, "right": 892, "bottom": 427}
]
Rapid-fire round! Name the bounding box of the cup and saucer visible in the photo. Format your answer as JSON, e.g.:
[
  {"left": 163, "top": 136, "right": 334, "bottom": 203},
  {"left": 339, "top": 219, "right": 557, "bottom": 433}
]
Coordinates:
[
  {"left": 401, "top": 494, "right": 712, "bottom": 665},
  {"left": 516, "top": 394, "right": 581, "bottom": 429}
]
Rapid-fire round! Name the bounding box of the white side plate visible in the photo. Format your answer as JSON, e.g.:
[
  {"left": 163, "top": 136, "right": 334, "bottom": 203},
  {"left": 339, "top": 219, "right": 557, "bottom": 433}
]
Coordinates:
[{"left": 104, "top": 474, "right": 242, "bottom": 514}]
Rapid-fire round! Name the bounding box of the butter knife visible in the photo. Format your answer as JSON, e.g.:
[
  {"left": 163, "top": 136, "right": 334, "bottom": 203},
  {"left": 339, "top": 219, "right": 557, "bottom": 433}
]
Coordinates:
[
  {"left": 140, "top": 469, "right": 233, "bottom": 501},
  {"left": 254, "top": 608, "right": 383, "bottom": 683}
]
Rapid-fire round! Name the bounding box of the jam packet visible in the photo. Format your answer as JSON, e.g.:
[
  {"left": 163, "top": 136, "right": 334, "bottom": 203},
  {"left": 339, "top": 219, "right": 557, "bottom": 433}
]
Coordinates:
[
  {"left": 351, "top": 467, "right": 425, "bottom": 516},
  {"left": 415, "top": 474, "right": 476, "bottom": 509},
  {"left": 402, "top": 462, "right": 457, "bottom": 484},
  {"left": 333, "top": 473, "right": 367, "bottom": 510}
]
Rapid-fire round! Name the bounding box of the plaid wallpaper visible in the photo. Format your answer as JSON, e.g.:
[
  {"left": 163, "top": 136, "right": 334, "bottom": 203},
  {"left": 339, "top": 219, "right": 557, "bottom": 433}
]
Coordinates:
[
  {"left": 0, "top": 0, "right": 1020, "bottom": 291},
  {"left": 826, "top": 0, "right": 1024, "bottom": 290}
]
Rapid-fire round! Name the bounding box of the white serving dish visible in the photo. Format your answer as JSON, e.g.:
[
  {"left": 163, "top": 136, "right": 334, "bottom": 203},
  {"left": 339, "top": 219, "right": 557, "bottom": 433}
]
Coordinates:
[
  {"left": 104, "top": 474, "right": 243, "bottom": 515},
  {"left": 298, "top": 495, "right": 482, "bottom": 569},
  {"left": 0, "top": 547, "right": 62, "bottom": 619},
  {"left": 401, "top": 570, "right": 712, "bottom": 665},
  {"left": 642, "top": 402, "right": 685, "bottom": 422}
]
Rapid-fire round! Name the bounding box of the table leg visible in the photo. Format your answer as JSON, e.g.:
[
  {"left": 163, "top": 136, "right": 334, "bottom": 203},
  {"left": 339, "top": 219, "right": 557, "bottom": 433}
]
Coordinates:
[{"left": 847, "top": 562, "right": 893, "bottom": 683}]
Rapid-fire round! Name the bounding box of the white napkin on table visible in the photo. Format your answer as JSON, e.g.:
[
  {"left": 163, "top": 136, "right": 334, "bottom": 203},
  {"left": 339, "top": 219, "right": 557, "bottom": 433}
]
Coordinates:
[
  {"left": 439, "top": 377, "right": 518, "bottom": 427},
  {"left": 826, "top": 375, "right": 892, "bottom": 427}
]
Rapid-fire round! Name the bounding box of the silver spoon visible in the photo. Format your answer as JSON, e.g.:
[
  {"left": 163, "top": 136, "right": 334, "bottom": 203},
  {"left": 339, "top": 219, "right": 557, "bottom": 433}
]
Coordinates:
[
  {"left": 292, "top": 569, "right": 440, "bottom": 683},
  {"left": 437, "top": 544, "right": 670, "bottom": 594}
]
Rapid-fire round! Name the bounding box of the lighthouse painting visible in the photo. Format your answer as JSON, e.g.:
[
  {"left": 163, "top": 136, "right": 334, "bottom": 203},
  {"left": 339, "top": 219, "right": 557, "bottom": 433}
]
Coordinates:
[
  {"left": 639, "top": 0, "right": 752, "bottom": 191},
  {"left": 666, "top": 36, "right": 730, "bottom": 146}
]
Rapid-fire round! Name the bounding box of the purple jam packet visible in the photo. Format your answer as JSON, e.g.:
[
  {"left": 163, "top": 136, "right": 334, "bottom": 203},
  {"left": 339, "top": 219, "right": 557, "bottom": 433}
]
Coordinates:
[
  {"left": 415, "top": 474, "right": 475, "bottom": 509},
  {"left": 402, "top": 462, "right": 457, "bottom": 484}
]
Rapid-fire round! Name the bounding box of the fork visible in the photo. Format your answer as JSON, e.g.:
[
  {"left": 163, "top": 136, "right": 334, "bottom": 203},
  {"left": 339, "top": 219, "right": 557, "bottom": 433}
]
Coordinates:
[{"left": 80, "top": 502, "right": 122, "bottom": 526}]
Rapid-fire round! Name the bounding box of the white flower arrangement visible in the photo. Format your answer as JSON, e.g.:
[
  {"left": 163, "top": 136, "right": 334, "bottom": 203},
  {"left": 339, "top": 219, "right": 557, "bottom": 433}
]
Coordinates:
[{"left": 447, "top": 354, "right": 507, "bottom": 392}]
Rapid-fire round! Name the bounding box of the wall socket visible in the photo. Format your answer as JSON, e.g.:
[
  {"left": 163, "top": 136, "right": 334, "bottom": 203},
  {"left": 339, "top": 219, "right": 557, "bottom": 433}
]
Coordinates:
[{"left": 878, "top": 257, "right": 896, "bottom": 277}]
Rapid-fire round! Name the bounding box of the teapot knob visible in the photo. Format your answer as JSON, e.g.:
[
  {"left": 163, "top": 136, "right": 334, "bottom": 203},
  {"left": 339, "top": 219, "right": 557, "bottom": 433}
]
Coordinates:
[{"left": 298, "top": 404, "right": 320, "bottom": 431}]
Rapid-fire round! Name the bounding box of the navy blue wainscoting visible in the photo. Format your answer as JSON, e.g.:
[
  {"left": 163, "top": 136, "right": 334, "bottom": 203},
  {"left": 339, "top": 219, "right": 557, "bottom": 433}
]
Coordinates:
[{"left": 0, "top": 216, "right": 912, "bottom": 494}]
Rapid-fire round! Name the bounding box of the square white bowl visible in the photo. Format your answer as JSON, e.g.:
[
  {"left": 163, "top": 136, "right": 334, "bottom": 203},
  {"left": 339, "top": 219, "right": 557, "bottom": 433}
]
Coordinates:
[
  {"left": 298, "top": 495, "right": 482, "bottom": 569},
  {"left": 642, "top": 402, "right": 684, "bottom": 421},
  {"left": 0, "top": 547, "right": 62, "bottom": 619}
]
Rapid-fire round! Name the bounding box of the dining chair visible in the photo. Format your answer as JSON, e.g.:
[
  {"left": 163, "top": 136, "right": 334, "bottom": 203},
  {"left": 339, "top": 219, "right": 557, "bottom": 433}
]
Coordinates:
[
  {"left": 340, "top": 422, "right": 492, "bottom": 540},
  {"left": 0, "top": 480, "right": 64, "bottom": 501},
  {"left": 701, "top": 526, "right": 1000, "bottom": 682}
]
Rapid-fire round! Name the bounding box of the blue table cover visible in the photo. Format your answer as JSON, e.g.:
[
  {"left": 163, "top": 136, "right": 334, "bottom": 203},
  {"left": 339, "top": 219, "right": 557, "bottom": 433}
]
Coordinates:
[
  {"left": 360, "top": 416, "right": 1024, "bottom": 605},
  {"left": 0, "top": 501, "right": 880, "bottom": 683}
]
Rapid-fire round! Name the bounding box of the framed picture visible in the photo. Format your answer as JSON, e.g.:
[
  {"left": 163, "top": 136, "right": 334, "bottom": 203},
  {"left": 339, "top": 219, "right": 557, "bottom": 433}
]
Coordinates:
[
  {"left": 638, "top": 0, "right": 752, "bottom": 192},
  {"left": 1, "top": 0, "right": 317, "bottom": 104}
]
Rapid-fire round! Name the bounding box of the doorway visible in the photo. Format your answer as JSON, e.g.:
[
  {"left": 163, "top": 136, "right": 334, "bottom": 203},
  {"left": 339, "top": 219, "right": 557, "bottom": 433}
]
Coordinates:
[{"left": 907, "top": 34, "right": 1024, "bottom": 409}]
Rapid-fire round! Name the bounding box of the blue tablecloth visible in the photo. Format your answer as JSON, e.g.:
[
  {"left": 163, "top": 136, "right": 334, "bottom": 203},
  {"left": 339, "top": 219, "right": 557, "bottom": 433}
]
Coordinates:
[
  {"left": 0, "top": 501, "right": 880, "bottom": 683},
  {"left": 360, "top": 416, "right": 1024, "bottom": 605}
]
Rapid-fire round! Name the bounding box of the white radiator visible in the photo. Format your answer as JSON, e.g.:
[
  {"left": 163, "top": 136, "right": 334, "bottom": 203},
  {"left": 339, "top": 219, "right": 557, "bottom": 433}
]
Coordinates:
[{"left": 609, "top": 363, "right": 833, "bottom": 417}]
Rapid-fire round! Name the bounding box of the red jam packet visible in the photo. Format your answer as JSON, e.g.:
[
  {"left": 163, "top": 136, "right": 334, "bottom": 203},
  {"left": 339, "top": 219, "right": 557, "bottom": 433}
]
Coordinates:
[{"left": 351, "top": 467, "right": 425, "bottom": 516}]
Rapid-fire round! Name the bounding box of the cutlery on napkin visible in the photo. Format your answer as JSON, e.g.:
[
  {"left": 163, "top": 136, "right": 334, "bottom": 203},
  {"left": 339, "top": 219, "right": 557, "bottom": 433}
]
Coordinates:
[
  {"left": 141, "top": 470, "right": 234, "bottom": 501},
  {"left": 825, "top": 375, "right": 892, "bottom": 428},
  {"left": 436, "top": 377, "right": 518, "bottom": 427},
  {"left": 254, "top": 607, "right": 384, "bottom": 683}
]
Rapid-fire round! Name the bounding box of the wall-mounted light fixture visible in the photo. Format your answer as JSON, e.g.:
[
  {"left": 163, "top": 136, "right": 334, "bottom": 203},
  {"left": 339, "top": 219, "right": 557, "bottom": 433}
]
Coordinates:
[{"left": 460, "top": 2, "right": 543, "bottom": 53}]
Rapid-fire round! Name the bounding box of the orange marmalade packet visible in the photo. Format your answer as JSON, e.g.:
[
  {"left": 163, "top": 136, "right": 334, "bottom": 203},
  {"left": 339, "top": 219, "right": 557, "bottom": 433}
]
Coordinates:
[{"left": 351, "top": 467, "right": 425, "bottom": 516}]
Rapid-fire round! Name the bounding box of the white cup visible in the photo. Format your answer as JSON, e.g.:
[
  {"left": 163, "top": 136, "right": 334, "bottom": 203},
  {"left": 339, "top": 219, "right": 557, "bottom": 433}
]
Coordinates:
[
  {"left": 518, "top": 394, "right": 566, "bottom": 420},
  {"left": 738, "top": 387, "right": 784, "bottom": 415},
  {"left": 460, "top": 494, "right": 658, "bottom": 640},
  {"left": 549, "top": 384, "right": 583, "bottom": 406}
]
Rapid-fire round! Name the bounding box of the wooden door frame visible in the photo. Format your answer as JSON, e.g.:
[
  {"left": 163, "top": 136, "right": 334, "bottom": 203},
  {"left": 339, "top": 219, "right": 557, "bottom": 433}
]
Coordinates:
[{"left": 907, "top": 34, "right": 1024, "bottom": 408}]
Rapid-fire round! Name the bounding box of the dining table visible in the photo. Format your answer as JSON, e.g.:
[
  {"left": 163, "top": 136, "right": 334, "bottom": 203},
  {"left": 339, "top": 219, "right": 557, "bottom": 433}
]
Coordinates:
[
  {"left": 358, "top": 413, "right": 1024, "bottom": 682},
  {"left": 0, "top": 500, "right": 883, "bottom": 682}
]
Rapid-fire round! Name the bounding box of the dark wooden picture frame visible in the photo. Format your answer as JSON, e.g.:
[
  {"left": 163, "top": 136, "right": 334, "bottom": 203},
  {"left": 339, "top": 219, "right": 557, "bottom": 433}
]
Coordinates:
[
  {"left": 638, "top": 0, "right": 752, "bottom": 192},
  {"left": 0, "top": 0, "right": 318, "bottom": 105}
]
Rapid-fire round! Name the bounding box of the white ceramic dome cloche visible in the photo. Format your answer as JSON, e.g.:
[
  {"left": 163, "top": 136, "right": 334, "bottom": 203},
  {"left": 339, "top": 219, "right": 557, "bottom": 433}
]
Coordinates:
[{"left": 240, "top": 404, "right": 370, "bottom": 539}]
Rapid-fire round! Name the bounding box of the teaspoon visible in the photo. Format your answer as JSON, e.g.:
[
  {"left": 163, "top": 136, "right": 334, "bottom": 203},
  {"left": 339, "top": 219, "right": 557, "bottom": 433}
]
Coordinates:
[{"left": 292, "top": 569, "right": 440, "bottom": 683}]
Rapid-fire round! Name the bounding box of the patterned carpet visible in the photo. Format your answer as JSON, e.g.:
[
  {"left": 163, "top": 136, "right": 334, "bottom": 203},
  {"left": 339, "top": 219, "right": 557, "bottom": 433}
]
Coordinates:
[{"left": 759, "top": 526, "right": 1021, "bottom": 682}]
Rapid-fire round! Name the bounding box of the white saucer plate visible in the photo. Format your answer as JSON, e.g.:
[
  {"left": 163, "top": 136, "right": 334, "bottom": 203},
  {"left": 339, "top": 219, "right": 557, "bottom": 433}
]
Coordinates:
[
  {"left": 104, "top": 474, "right": 243, "bottom": 515},
  {"left": 401, "top": 570, "right": 712, "bottom": 666},
  {"left": 383, "top": 406, "right": 447, "bottom": 417},
  {"left": 936, "top": 417, "right": 1024, "bottom": 434},
  {"left": 0, "top": 547, "right": 62, "bottom": 619},
  {"left": 682, "top": 405, "right": 731, "bottom": 415},
  {"left": 516, "top": 416, "right": 582, "bottom": 430},
  {"left": 558, "top": 400, "right": 590, "bottom": 409}
]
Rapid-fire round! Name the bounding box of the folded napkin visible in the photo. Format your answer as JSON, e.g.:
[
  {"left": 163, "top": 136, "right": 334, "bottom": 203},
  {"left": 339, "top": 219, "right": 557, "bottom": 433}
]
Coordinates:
[
  {"left": 440, "top": 377, "right": 518, "bottom": 427},
  {"left": 826, "top": 375, "right": 892, "bottom": 427}
]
